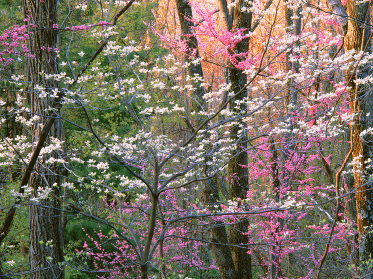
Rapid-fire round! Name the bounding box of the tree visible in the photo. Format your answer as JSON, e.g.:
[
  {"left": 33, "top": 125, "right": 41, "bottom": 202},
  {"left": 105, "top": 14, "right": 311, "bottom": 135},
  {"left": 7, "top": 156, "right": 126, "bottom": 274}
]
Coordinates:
[
  {"left": 0, "top": 0, "right": 137, "bottom": 277},
  {"left": 22, "top": 1, "right": 64, "bottom": 277},
  {"left": 328, "top": 0, "right": 373, "bottom": 276}
]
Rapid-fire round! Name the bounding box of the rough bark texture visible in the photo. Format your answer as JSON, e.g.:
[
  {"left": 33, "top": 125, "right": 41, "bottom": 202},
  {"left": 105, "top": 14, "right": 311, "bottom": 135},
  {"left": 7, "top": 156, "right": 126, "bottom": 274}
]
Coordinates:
[
  {"left": 344, "top": 1, "right": 373, "bottom": 277},
  {"left": 23, "top": 0, "right": 64, "bottom": 278},
  {"left": 327, "top": 0, "right": 348, "bottom": 27},
  {"left": 217, "top": 0, "right": 233, "bottom": 30},
  {"left": 140, "top": 264, "right": 148, "bottom": 279},
  {"left": 226, "top": 0, "right": 252, "bottom": 278}
]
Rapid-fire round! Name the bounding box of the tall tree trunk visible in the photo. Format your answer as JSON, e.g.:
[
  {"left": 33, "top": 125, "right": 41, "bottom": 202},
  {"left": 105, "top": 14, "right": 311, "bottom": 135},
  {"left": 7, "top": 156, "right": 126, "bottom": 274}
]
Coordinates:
[
  {"left": 23, "top": 0, "right": 64, "bottom": 278},
  {"left": 344, "top": 0, "right": 373, "bottom": 277},
  {"left": 203, "top": 177, "right": 239, "bottom": 279},
  {"left": 175, "top": 0, "right": 204, "bottom": 103},
  {"left": 227, "top": 1, "right": 252, "bottom": 278},
  {"left": 326, "top": 0, "right": 373, "bottom": 273},
  {"left": 346, "top": 2, "right": 373, "bottom": 277}
]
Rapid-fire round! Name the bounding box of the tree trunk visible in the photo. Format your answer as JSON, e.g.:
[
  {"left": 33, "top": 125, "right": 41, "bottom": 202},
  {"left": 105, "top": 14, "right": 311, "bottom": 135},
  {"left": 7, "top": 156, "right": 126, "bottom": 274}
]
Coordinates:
[
  {"left": 175, "top": 0, "right": 204, "bottom": 103},
  {"left": 140, "top": 264, "right": 148, "bottom": 279},
  {"left": 23, "top": 0, "right": 64, "bottom": 278},
  {"left": 227, "top": 0, "right": 252, "bottom": 278},
  {"left": 203, "top": 177, "right": 238, "bottom": 279},
  {"left": 344, "top": 0, "right": 373, "bottom": 277}
]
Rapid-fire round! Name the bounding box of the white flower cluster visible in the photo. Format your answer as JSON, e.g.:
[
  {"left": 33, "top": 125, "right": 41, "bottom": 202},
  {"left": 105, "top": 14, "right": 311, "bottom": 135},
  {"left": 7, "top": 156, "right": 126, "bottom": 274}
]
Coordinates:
[
  {"left": 39, "top": 137, "right": 64, "bottom": 156},
  {"left": 91, "top": 26, "right": 119, "bottom": 39},
  {"left": 103, "top": 41, "right": 138, "bottom": 56},
  {"left": 15, "top": 115, "right": 40, "bottom": 127},
  {"left": 76, "top": 2, "right": 88, "bottom": 11}
]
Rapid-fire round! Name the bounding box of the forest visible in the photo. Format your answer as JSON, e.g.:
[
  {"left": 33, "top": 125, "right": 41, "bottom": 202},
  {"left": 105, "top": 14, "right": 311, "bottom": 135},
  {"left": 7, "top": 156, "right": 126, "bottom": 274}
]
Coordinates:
[{"left": 0, "top": 0, "right": 372, "bottom": 278}]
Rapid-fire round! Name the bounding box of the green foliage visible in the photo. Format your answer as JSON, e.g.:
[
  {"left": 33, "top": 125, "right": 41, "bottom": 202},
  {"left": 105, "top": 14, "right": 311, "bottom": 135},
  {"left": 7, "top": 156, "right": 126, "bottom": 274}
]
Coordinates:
[
  {"left": 0, "top": 0, "right": 23, "bottom": 30},
  {"left": 64, "top": 219, "right": 113, "bottom": 279},
  {"left": 0, "top": 202, "right": 29, "bottom": 275}
]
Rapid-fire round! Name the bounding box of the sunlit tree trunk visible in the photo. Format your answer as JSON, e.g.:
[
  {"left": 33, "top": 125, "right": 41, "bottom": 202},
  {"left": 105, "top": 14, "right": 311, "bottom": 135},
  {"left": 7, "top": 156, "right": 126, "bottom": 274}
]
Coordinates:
[
  {"left": 175, "top": 0, "right": 204, "bottom": 103},
  {"left": 326, "top": 0, "right": 373, "bottom": 273},
  {"left": 344, "top": 1, "right": 373, "bottom": 276},
  {"left": 23, "top": 0, "right": 64, "bottom": 278}
]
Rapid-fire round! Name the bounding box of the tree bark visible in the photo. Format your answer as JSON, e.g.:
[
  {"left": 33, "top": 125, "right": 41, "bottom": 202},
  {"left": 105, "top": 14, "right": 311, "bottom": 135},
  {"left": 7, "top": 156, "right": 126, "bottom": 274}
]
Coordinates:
[
  {"left": 175, "top": 0, "right": 205, "bottom": 103},
  {"left": 23, "top": 0, "right": 64, "bottom": 278},
  {"left": 344, "top": 0, "right": 373, "bottom": 277},
  {"left": 227, "top": 0, "right": 252, "bottom": 278},
  {"left": 140, "top": 264, "right": 148, "bottom": 279}
]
